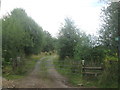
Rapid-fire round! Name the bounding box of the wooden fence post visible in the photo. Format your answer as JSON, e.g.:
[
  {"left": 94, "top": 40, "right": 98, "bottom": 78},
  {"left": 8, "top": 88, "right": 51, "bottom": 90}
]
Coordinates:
[{"left": 82, "top": 60, "right": 85, "bottom": 76}]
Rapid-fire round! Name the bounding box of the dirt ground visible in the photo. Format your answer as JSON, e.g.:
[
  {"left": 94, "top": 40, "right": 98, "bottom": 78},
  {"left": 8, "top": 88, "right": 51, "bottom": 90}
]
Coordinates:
[{"left": 2, "top": 56, "right": 70, "bottom": 88}]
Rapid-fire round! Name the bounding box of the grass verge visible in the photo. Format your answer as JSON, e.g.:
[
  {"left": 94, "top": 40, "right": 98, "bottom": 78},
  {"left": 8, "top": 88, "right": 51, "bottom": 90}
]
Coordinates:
[
  {"left": 53, "top": 59, "right": 97, "bottom": 87},
  {"left": 3, "top": 54, "right": 44, "bottom": 80}
]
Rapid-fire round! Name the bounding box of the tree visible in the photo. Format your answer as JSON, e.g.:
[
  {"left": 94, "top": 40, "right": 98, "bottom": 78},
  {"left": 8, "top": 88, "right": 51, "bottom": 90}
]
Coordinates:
[
  {"left": 57, "top": 18, "right": 79, "bottom": 59},
  {"left": 74, "top": 33, "right": 91, "bottom": 61},
  {"left": 42, "top": 31, "right": 56, "bottom": 52},
  {"left": 2, "top": 8, "right": 44, "bottom": 72},
  {"left": 99, "top": 2, "right": 119, "bottom": 56}
]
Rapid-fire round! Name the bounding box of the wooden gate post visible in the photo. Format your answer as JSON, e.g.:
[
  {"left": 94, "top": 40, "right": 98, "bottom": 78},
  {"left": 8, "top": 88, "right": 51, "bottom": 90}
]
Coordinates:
[{"left": 82, "top": 60, "right": 85, "bottom": 76}]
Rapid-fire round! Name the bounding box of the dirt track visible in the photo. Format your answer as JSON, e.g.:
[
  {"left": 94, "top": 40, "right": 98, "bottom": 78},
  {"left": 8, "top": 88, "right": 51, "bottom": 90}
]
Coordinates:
[{"left": 3, "top": 56, "right": 69, "bottom": 88}]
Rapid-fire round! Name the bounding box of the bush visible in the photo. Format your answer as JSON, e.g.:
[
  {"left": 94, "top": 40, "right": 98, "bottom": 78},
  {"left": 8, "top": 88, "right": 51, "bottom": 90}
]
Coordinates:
[{"left": 98, "top": 61, "right": 118, "bottom": 88}]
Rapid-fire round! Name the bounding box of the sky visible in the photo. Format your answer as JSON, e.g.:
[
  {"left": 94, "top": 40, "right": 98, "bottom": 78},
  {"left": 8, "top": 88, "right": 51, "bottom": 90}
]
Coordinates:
[{"left": 1, "top": 0, "right": 106, "bottom": 37}]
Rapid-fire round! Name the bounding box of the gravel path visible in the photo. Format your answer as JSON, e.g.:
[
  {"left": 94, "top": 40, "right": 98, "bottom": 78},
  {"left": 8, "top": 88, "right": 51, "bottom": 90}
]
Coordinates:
[{"left": 3, "top": 56, "right": 69, "bottom": 88}]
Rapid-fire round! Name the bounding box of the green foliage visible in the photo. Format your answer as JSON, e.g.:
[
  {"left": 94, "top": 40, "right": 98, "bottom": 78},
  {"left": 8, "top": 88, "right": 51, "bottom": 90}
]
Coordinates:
[
  {"left": 74, "top": 34, "right": 105, "bottom": 65},
  {"left": 98, "top": 61, "right": 118, "bottom": 88},
  {"left": 57, "top": 18, "right": 79, "bottom": 59},
  {"left": 2, "top": 4, "right": 118, "bottom": 88},
  {"left": 99, "top": 2, "right": 119, "bottom": 56},
  {"left": 2, "top": 8, "right": 44, "bottom": 59},
  {"left": 2, "top": 8, "right": 44, "bottom": 74},
  {"left": 55, "top": 13, "right": 118, "bottom": 87},
  {"left": 42, "top": 31, "right": 57, "bottom": 52},
  {"left": 97, "top": 3, "right": 119, "bottom": 87},
  {"left": 74, "top": 33, "right": 92, "bottom": 61},
  {"left": 105, "top": 56, "right": 118, "bottom": 61}
]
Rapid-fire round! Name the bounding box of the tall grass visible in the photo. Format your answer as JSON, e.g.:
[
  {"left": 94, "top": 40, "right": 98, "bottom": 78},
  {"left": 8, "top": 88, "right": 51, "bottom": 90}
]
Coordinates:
[{"left": 98, "top": 61, "right": 118, "bottom": 88}]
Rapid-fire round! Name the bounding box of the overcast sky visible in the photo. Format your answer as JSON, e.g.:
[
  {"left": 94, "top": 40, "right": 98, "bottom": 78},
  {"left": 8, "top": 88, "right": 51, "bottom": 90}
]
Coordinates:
[{"left": 1, "top": 0, "right": 106, "bottom": 37}]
